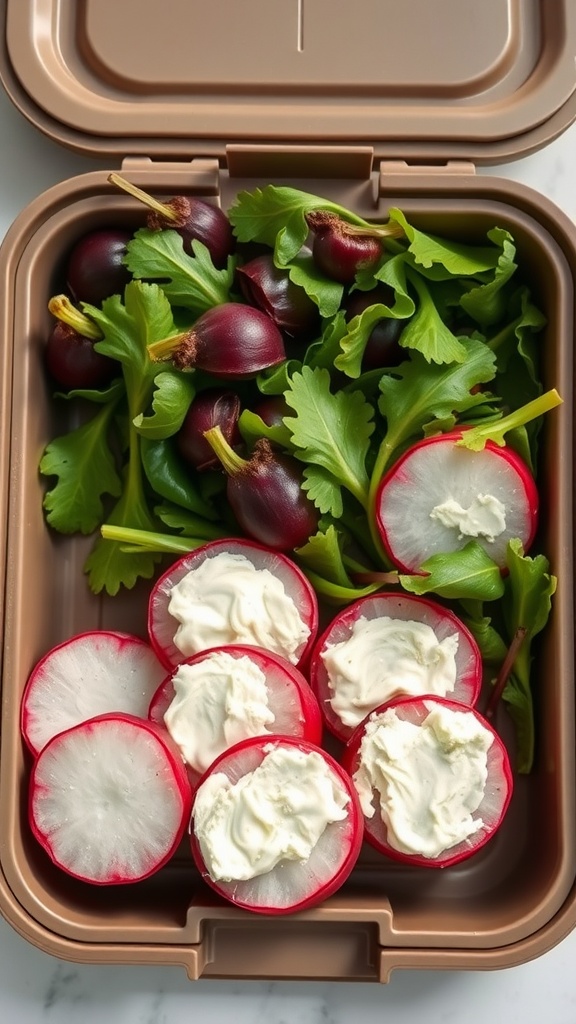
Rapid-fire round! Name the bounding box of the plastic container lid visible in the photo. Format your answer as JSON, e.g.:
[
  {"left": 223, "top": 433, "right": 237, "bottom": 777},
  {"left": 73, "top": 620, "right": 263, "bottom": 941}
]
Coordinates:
[{"left": 1, "top": 0, "right": 576, "bottom": 162}]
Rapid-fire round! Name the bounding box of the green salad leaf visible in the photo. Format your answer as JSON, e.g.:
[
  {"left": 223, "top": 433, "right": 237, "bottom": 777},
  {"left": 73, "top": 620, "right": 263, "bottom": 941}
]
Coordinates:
[{"left": 124, "top": 229, "right": 233, "bottom": 313}]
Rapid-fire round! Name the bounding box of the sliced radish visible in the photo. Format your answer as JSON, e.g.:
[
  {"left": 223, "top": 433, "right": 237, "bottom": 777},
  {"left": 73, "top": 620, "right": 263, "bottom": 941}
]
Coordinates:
[
  {"left": 147, "top": 538, "right": 318, "bottom": 670},
  {"left": 342, "top": 695, "right": 513, "bottom": 868},
  {"left": 375, "top": 432, "right": 538, "bottom": 572},
  {"left": 148, "top": 644, "right": 323, "bottom": 786},
  {"left": 190, "top": 735, "right": 363, "bottom": 914},
  {"left": 29, "top": 713, "right": 192, "bottom": 885},
  {"left": 21, "top": 631, "right": 167, "bottom": 756},
  {"left": 309, "top": 593, "right": 482, "bottom": 743}
]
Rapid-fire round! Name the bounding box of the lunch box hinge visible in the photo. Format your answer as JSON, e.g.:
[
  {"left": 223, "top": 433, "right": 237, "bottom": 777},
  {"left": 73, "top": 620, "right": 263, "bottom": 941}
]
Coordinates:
[
  {"left": 225, "top": 146, "right": 375, "bottom": 180},
  {"left": 120, "top": 157, "right": 222, "bottom": 196},
  {"left": 379, "top": 159, "right": 476, "bottom": 182}
]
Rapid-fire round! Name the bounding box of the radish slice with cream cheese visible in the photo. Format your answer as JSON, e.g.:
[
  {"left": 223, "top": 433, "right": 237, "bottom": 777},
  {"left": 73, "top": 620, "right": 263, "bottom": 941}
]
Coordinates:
[
  {"left": 29, "top": 713, "right": 192, "bottom": 885},
  {"left": 148, "top": 644, "right": 323, "bottom": 786},
  {"left": 21, "top": 631, "right": 167, "bottom": 756},
  {"left": 309, "top": 593, "right": 482, "bottom": 743},
  {"left": 190, "top": 735, "right": 363, "bottom": 914},
  {"left": 148, "top": 538, "right": 319, "bottom": 670},
  {"left": 375, "top": 432, "right": 538, "bottom": 572},
  {"left": 342, "top": 695, "right": 513, "bottom": 868}
]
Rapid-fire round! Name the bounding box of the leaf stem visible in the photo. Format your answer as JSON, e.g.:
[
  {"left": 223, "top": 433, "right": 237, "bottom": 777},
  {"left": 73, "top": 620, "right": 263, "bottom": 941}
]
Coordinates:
[
  {"left": 101, "top": 524, "right": 203, "bottom": 554},
  {"left": 485, "top": 626, "right": 528, "bottom": 719}
]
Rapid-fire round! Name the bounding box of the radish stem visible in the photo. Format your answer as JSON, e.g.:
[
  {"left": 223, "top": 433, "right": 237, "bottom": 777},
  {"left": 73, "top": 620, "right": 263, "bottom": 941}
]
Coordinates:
[{"left": 48, "top": 295, "right": 102, "bottom": 340}]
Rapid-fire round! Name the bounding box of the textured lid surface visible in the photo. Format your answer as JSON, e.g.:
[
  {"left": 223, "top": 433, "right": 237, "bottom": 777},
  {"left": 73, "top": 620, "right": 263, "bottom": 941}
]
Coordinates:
[{"left": 1, "top": 0, "right": 576, "bottom": 161}]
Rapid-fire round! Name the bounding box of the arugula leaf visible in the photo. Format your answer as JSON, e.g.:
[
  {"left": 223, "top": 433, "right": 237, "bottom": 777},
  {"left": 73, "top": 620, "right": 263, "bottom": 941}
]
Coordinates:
[
  {"left": 462, "top": 614, "right": 509, "bottom": 665},
  {"left": 334, "top": 303, "right": 408, "bottom": 379},
  {"left": 284, "top": 366, "right": 375, "bottom": 508},
  {"left": 372, "top": 336, "right": 497, "bottom": 482},
  {"left": 295, "top": 524, "right": 355, "bottom": 588},
  {"left": 301, "top": 464, "right": 346, "bottom": 518},
  {"left": 154, "top": 503, "right": 227, "bottom": 540},
  {"left": 124, "top": 229, "right": 233, "bottom": 313},
  {"left": 388, "top": 208, "right": 505, "bottom": 277},
  {"left": 399, "top": 542, "right": 505, "bottom": 602},
  {"left": 398, "top": 270, "right": 467, "bottom": 364},
  {"left": 227, "top": 185, "right": 371, "bottom": 267},
  {"left": 498, "top": 539, "right": 557, "bottom": 773},
  {"left": 83, "top": 456, "right": 162, "bottom": 595},
  {"left": 40, "top": 399, "right": 122, "bottom": 535},
  {"left": 54, "top": 379, "right": 125, "bottom": 405},
  {"left": 133, "top": 370, "right": 195, "bottom": 440},
  {"left": 238, "top": 408, "right": 292, "bottom": 450},
  {"left": 459, "top": 228, "right": 518, "bottom": 326},
  {"left": 140, "top": 437, "right": 218, "bottom": 518},
  {"left": 286, "top": 250, "right": 343, "bottom": 317}
]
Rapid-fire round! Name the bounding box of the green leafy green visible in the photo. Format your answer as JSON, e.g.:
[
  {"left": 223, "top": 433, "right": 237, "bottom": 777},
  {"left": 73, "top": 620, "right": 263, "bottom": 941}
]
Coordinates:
[
  {"left": 283, "top": 366, "right": 375, "bottom": 509},
  {"left": 227, "top": 185, "right": 371, "bottom": 266},
  {"left": 40, "top": 398, "right": 122, "bottom": 535},
  {"left": 124, "top": 229, "right": 233, "bottom": 313},
  {"left": 498, "top": 539, "right": 557, "bottom": 773},
  {"left": 399, "top": 542, "right": 505, "bottom": 602},
  {"left": 398, "top": 270, "right": 467, "bottom": 364},
  {"left": 133, "top": 370, "right": 195, "bottom": 440}
]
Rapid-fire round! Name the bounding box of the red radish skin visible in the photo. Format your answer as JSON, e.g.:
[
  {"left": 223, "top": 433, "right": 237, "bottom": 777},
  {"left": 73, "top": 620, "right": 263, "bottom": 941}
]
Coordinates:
[
  {"left": 147, "top": 538, "right": 319, "bottom": 671},
  {"left": 29, "top": 714, "right": 192, "bottom": 885},
  {"left": 190, "top": 735, "right": 363, "bottom": 914},
  {"left": 309, "top": 593, "right": 483, "bottom": 743},
  {"left": 21, "top": 631, "right": 167, "bottom": 757},
  {"left": 342, "top": 696, "right": 513, "bottom": 869},
  {"left": 375, "top": 432, "right": 539, "bottom": 573},
  {"left": 148, "top": 644, "right": 323, "bottom": 786}
]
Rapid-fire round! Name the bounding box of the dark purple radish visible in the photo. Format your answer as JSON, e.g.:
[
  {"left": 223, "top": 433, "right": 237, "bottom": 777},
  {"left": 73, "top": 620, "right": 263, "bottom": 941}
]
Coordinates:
[
  {"left": 147, "top": 538, "right": 319, "bottom": 672},
  {"left": 344, "top": 284, "right": 404, "bottom": 370},
  {"left": 176, "top": 388, "right": 242, "bottom": 470},
  {"left": 190, "top": 735, "right": 363, "bottom": 914},
  {"left": 375, "top": 431, "right": 539, "bottom": 573},
  {"left": 149, "top": 644, "right": 322, "bottom": 786},
  {"left": 147, "top": 303, "right": 286, "bottom": 378},
  {"left": 342, "top": 696, "right": 513, "bottom": 868},
  {"left": 45, "top": 295, "right": 116, "bottom": 390},
  {"left": 21, "top": 631, "right": 168, "bottom": 757},
  {"left": 236, "top": 252, "right": 320, "bottom": 340},
  {"left": 108, "top": 173, "right": 235, "bottom": 267},
  {"left": 65, "top": 228, "right": 133, "bottom": 305},
  {"left": 203, "top": 427, "right": 319, "bottom": 551},
  {"left": 309, "top": 592, "right": 483, "bottom": 743},
  {"left": 29, "top": 713, "right": 192, "bottom": 885},
  {"left": 251, "top": 394, "right": 291, "bottom": 430},
  {"left": 306, "top": 211, "right": 383, "bottom": 284}
]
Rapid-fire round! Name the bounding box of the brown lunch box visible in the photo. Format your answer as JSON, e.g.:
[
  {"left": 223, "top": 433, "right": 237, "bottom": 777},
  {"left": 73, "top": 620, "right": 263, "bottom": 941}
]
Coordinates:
[{"left": 0, "top": 0, "right": 575, "bottom": 982}]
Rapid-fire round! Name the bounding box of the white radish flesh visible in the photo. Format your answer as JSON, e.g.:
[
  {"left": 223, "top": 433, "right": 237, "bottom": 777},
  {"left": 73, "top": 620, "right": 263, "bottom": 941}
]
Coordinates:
[
  {"left": 343, "top": 696, "right": 513, "bottom": 868},
  {"left": 21, "top": 631, "right": 167, "bottom": 756},
  {"left": 190, "top": 736, "right": 363, "bottom": 914},
  {"left": 310, "top": 592, "right": 482, "bottom": 742},
  {"left": 149, "top": 644, "right": 322, "bottom": 783},
  {"left": 376, "top": 434, "right": 538, "bottom": 572},
  {"left": 29, "top": 714, "right": 192, "bottom": 884},
  {"left": 148, "top": 538, "right": 318, "bottom": 670}
]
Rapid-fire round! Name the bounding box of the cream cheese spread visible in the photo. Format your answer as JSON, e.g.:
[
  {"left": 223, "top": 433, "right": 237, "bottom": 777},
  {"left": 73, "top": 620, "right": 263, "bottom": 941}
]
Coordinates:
[
  {"left": 168, "top": 551, "right": 310, "bottom": 664},
  {"left": 193, "top": 744, "right": 350, "bottom": 882},
  {"left": 429, "top": 493, "right": 506, "bottom": 543},
  {"left": 353, "top": 703, "right": 493, "bottom": 858},
  {"left": 321, "top": 616, "right": 459, "bottom": 729},
  {"left": 164, "top": 650, "right": 275, "bottom": 774}
]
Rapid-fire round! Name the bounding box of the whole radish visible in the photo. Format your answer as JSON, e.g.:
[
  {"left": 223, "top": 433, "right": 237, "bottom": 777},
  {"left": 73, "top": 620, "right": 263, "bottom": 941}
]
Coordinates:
[{"left": 203, "top": 426, "right": 319, "bottom": 551}]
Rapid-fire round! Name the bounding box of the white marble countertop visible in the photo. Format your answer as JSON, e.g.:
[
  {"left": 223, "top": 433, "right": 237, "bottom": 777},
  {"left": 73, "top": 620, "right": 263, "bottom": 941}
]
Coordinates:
[{"left": 1, "top": 83, "right": 576, "bottom": 1023}]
